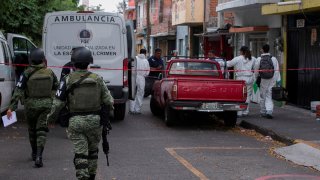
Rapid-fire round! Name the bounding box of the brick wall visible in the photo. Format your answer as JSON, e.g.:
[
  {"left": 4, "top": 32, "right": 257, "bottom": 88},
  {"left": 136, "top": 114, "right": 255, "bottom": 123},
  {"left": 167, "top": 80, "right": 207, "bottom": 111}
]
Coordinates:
[
  {"left": 210, "top": 0, "right": 218, "bottom": 17},
  {"left": 208, "top": 0, "right": 234, "bottom": 26},
  {"left": 151, "top": 0, "right": 175, "bottom": 35},
  {"left": 224, "top": 12, "right": 234, "bottom": 25}
]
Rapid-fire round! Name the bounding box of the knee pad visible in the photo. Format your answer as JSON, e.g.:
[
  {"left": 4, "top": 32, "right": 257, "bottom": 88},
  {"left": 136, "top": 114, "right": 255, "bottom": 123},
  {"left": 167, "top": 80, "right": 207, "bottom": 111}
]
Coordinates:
[
  {"left": 88, "top": 149, "right": 99, "bottom": 160},
  {"left": 74, "top": 153, "right": 89, "bottom": 169}
]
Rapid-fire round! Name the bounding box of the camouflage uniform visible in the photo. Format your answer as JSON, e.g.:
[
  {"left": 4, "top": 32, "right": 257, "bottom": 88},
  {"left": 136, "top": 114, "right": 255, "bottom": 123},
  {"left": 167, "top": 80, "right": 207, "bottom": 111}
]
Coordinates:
[
  {"left": 48, "top": 70, "right": 114, "bottom": 180},
  {"left": 9, "top": 63, "right": 58, "bottom": 161}
]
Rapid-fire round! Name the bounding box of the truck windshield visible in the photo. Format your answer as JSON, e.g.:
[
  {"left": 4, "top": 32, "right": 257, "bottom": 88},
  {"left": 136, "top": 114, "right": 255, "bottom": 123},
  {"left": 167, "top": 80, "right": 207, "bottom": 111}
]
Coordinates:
[{"left": 169, "top": 62, "right": 220, "bottom": 76}]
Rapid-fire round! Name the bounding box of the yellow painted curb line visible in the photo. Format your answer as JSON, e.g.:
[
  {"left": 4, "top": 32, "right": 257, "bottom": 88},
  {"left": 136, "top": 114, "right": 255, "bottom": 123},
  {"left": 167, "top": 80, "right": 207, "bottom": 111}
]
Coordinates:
[{"left": 166, "top": 147, "right": 266, "bottom": 180}]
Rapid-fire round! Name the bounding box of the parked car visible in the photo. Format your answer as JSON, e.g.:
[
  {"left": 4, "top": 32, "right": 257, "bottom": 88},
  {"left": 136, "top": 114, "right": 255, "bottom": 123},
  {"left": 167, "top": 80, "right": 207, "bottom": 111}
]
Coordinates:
[
  {"left": 0, "top": 31, "right": 36, "bottom": 113},
  {"left": 150, "top": 59, "right": 247, "bottom": 127}
]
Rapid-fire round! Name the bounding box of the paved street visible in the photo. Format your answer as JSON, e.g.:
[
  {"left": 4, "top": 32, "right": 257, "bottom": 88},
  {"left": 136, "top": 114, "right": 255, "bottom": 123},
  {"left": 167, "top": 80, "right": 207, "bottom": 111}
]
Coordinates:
[{"left": 1, "top": 98, "right": 320, "bottom": 180}]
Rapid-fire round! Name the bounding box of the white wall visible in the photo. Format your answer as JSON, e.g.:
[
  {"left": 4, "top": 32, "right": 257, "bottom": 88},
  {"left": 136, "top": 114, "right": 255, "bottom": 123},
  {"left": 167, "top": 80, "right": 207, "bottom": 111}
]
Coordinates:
[{"left": 234, "top": 8, "right": 281, "bottom": 28}]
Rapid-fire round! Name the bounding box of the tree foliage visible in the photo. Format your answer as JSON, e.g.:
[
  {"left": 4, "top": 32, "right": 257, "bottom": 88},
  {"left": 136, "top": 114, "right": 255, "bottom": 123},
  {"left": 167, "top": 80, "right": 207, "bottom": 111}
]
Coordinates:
[
  {"left": 117, "top": 0, "right": 128, "bottom": 14},
  {"left": 0, "top": 0, "right": 83, "bottom": 45}
]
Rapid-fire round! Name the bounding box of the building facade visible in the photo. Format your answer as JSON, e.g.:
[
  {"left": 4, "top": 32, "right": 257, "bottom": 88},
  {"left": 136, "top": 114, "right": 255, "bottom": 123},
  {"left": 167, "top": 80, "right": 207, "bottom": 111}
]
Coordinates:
[
  {"left": 135, "top": 0, "right": 148, "bottom": 53},
  {"left": 262, "top": 0, "right": 320, "bottom": 108},
  {"left": 216, "top": 0, "right": 282, "bottom": 58},
  {"left": 172, "top": 0, "right": 204, "bottom": 57},
  {"left": 150, "top": 0, "right": 176, "bottom": 58}
]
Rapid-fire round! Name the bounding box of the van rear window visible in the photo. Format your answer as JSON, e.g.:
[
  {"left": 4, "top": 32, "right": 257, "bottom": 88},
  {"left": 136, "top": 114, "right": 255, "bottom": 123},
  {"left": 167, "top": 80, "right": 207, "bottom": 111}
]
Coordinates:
[{"left": 48, "top": 23, "right": 122, "bottom": 61}]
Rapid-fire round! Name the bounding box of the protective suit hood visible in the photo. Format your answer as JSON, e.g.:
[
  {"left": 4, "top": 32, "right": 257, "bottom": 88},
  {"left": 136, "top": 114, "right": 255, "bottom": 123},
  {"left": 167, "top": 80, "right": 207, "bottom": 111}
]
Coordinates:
[
  {"left": 242, "top": 55, "right": 252, "bottom": 64},
  {"left": 137, "top": 54, "right": 146, "bottom": 59}
]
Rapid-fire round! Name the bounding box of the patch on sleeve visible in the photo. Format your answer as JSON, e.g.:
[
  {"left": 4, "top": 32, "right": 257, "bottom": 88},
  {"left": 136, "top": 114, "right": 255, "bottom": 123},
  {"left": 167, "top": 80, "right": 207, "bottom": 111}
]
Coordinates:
[
  {"left": 16, "top": 74, "right": 27, "bottom": 89},
  {"left": 55, "top": 78, "right": 67, "bottom": 101}
]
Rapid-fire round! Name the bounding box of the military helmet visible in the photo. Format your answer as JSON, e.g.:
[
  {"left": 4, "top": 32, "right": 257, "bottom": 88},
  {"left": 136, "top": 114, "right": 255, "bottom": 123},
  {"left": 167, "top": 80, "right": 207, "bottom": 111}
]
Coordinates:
[
  {"left": 71, "top": 47, "right": 93, "bottom": 64},
  {"left": 29, "top": 48, "right": 45, "bottom": 64}
]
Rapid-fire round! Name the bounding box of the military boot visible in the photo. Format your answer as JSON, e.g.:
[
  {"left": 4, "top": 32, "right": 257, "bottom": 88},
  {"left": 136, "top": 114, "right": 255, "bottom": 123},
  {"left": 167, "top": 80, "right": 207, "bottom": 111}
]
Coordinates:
[
  {"left": 89, "top": 174, "right": 96, "bottom": 180},
  {"left": 34, "top": 147, "right": 44, "bottom": 168},
  {"left": 31, "top": 144, "right": 36, "bottom": 161}
]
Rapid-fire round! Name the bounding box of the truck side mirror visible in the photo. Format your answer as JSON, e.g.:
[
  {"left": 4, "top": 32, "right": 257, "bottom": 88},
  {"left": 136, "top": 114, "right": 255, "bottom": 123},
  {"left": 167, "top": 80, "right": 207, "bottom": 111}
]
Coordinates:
[{"left": 158, "top": 73, "right": 163, "bottom": 80}]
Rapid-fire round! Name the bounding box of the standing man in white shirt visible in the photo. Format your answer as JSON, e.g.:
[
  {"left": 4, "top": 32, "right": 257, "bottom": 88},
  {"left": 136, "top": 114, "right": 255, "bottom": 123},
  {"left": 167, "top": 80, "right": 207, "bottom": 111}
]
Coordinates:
[
  {"left": 255, "top": 44, "right": 281, "bottom": 119},
  {"left": 129, "top": 49, "right": 150, "bottom": 115}
]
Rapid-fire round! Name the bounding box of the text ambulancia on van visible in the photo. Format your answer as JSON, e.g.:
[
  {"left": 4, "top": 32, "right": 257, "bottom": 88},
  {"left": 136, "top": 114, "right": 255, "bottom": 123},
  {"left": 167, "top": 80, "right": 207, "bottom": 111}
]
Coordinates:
[{"left": 43, "top": 11, "right": 137, "bottom": 120}]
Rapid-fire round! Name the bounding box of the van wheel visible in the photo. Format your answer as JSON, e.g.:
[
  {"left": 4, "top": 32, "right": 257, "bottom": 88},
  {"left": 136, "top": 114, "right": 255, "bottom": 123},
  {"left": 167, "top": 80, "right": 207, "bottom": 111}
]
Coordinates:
[
  {"left": 150, "top": 96, "right": 162, "bottom": 116},
  {"left": 114, "top": 103, "right": 126, "bottom": 121},
  {"left": 164, "top": 103, "right": 177, "bottom": 126},
  {"left": 223, "top": 111, "right": 237, "bottom": 127}
]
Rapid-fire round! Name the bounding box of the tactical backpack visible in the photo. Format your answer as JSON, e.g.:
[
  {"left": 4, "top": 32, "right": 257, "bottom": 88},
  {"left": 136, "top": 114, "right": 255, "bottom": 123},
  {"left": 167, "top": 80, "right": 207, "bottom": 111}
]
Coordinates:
[
  {"left": 67, "top": 73, "right": 101, "bottom": 113},
  {"left": 259, "top": 55, "right": 274, "bottom": 79},
  {"left": 26, "top": 68, "right": 53, "bottom": 98}
]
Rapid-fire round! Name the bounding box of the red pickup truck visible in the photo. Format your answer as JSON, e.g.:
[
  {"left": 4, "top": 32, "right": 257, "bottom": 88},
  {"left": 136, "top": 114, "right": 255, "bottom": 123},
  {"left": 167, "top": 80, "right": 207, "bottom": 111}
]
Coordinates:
[{"left": 150, "top": 59, "right": 247, "bottom": 127}]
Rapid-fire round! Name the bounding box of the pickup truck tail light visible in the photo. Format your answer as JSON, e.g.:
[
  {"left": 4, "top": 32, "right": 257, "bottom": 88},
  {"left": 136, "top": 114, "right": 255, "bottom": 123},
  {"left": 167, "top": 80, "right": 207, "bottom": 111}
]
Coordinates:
[
  {"left": 171, "top": 81, "right": 178, "bottom": 100},
  {"left": 123, "top": 58, "right": 128, "bottom": 87},
  {"left": 243, "top": 85, "right": 247, "bottom": 101}
]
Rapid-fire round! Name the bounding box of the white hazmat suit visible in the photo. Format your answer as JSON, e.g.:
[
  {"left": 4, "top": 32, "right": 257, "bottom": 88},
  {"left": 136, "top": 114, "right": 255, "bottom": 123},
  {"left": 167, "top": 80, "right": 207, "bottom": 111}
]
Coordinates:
[
  {"left": 255, "top": 53, "right": 281, "bottom": 117},
  {"left": 227, "top": 55, "right": 256, "bottom": 116},
  {"left": 129, "top": 54, "right": 150, "bottom": 114}
]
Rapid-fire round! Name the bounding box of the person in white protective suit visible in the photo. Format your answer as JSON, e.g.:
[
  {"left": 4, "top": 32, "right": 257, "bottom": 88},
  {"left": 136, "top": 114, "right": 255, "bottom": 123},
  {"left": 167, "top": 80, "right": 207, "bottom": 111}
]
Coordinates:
[
  {"left": 227, "top": 46, "right": 256, "bottom": 117},
  {"left": 255, "top": 44, "right": 281, "bottom": 119},
  {"left": 207, "top": 50, "right": 228, "bottom": 78},
  {"left": 129, "top": 49, "right": 150, "bottom": 114}
]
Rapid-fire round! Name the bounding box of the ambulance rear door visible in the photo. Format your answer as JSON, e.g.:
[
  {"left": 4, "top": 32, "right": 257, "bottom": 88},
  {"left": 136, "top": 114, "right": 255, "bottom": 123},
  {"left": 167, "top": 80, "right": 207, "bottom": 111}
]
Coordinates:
[{"left": 126, "top": 20, "right": 137, "bottom": 100}]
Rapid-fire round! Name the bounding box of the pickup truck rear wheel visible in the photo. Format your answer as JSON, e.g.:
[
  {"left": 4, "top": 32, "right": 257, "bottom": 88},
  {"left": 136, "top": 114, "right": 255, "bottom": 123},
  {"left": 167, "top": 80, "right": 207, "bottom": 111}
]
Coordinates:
[
  {"left": 164, "top": 104, "right": 177, "bottom": 126},
  {"left": 113, "top": 103, "right": 126, "bottom": 121},
  {"left": 223, "top": 111, "right": 237, "bottom": 127},
  {"left": 150, "top": 96, "right": 162, "bottom": 116}
]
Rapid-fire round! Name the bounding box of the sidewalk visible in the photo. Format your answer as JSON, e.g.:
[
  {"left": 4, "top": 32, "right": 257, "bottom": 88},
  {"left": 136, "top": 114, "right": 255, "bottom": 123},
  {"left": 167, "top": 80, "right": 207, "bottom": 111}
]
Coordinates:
[
  {"left": 239, "top": 103, "right": 320, "bottom": 145},
  {"left": 239, "top": 102, "right": 320, "bottom": 171}
]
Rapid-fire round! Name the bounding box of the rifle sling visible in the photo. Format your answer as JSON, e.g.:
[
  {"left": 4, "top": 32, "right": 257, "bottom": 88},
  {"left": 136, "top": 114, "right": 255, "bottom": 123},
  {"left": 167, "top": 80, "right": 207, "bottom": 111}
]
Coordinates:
[{"left": 28, "top": 68, "right": 43, "bottom": 80}]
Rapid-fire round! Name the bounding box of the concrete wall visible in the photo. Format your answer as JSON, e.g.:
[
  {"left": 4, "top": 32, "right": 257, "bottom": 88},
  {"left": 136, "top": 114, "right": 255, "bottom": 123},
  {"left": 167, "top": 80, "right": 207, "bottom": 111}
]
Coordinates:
[
  {"left": 176, "top": 26, "right": 189, "bottom": 56},
  {"left": 172, "top": 0, "right": 204, "bottom": 25},
  {"left": 234, "top": 8, "right": 281, "bottom": 28}
]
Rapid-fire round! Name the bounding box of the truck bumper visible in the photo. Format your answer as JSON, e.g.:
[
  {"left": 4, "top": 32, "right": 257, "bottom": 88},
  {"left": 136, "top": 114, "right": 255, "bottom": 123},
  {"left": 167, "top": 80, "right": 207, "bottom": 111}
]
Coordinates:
[{"left": 170, "top": 101, "right": 248, "bottom": 112}]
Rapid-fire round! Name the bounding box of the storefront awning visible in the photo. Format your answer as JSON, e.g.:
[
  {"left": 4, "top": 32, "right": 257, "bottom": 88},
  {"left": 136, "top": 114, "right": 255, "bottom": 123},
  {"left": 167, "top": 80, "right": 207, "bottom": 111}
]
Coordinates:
[
  {"left": 229, "top": 26, "right": 269, "bottom": 33},
  {"left": 194, "top": 28, "right": 230, "bottom": 37}
]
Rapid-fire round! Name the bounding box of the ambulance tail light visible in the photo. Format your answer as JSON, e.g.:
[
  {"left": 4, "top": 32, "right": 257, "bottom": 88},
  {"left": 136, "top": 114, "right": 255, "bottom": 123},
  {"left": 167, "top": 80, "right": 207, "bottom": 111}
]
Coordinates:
[{"left": 123, "top": 58, "right": 128, "bottom": 87}]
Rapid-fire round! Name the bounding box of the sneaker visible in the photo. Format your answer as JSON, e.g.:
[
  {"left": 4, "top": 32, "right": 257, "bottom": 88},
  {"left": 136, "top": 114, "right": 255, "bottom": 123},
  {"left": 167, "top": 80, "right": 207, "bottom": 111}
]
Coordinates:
[
  {"left": 260, "top": 113, "right": 267, "bottom": 118},
  {"left": 266, "top": 114, "right": 273, "bottom": 119},
  {"left": 129, "top": 111, "right": 141, "bottom": 115}
]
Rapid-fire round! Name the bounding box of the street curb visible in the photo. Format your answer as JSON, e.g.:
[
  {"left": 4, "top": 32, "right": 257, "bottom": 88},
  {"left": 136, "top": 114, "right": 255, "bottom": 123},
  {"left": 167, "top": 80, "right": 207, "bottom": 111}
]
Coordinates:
[
  {"left": 294, "top": 139, "right": 320, "bottom": 150},
  {"left": 239, "top": 120, "right": 295, "bottom": 145}
]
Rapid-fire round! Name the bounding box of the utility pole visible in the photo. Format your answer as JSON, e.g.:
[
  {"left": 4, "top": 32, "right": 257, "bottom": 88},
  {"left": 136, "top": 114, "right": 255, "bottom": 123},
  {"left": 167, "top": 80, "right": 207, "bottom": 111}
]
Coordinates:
[{"left": 146, "top": 0, "right": 151, "bottom": 54}]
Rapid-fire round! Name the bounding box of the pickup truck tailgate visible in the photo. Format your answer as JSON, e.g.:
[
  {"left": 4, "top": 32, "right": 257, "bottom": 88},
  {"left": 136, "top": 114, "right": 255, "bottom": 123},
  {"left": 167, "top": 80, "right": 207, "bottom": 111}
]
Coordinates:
[{"left": 177, "top": 79, "right": 246, "bottom": 102}]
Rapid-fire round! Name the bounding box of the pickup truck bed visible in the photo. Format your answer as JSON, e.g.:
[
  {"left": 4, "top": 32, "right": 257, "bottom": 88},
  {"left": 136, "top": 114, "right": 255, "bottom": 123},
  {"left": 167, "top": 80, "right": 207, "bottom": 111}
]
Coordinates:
[{"left": 150, "top": 59, "right": 247, "bottom": 127}]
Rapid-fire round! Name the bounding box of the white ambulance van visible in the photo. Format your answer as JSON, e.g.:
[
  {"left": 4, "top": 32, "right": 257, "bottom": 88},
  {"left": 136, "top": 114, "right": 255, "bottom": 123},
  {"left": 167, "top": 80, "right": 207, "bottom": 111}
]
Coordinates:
[
  {"left": 43, "top": 11, "right": 137, "bottom": 120},
  {"left": 0, "top": 31, "right": 36, "bottom": 113}
]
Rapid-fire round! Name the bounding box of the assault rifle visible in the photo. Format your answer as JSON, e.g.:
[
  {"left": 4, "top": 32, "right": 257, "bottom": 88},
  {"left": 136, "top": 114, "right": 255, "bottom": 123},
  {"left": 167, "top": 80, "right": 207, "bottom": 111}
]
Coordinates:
[{"left": 101, "top": 104, "right": 112, "bottom": 166}]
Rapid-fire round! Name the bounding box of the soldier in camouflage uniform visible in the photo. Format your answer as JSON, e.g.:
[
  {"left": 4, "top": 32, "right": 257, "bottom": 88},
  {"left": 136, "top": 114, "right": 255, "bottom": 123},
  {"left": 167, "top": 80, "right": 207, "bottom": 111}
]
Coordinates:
[
  {"left": 7, "top": 48, "right": 59, "bottom": 168},
  {"left": 47, "top": 47, "right": 114, "bottom": 180}
]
